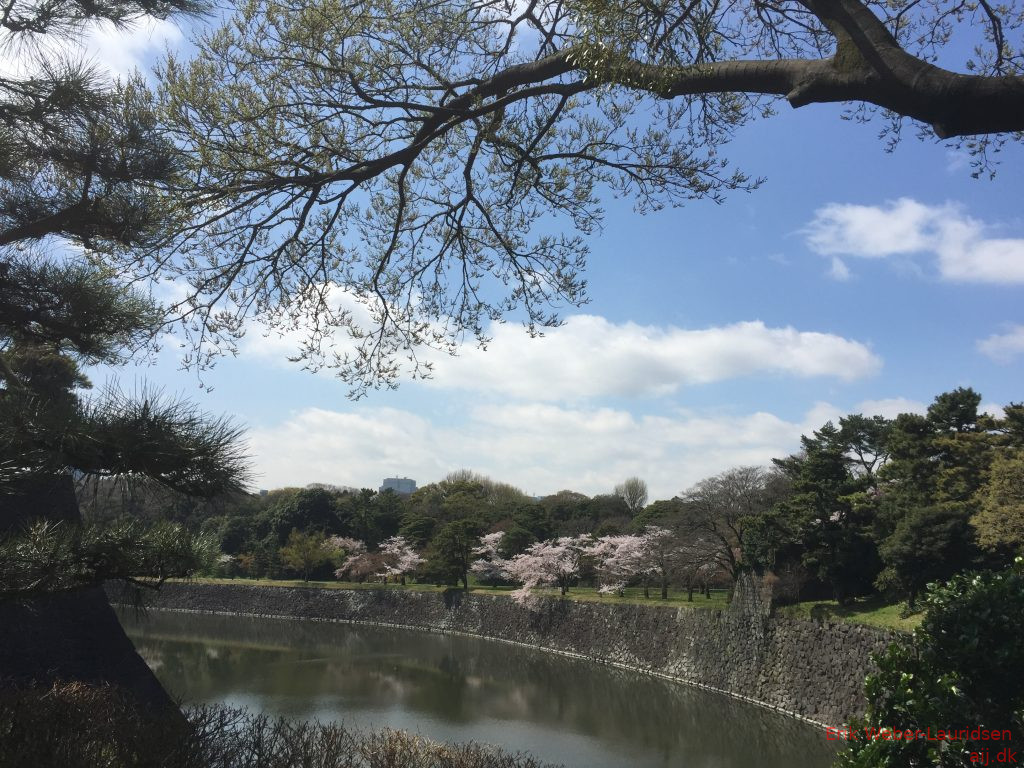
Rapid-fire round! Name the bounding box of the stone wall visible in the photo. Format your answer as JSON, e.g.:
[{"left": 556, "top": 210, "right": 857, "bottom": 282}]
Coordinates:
[{"left": 127, "top": 580, "right": 898, "bottom": 727}]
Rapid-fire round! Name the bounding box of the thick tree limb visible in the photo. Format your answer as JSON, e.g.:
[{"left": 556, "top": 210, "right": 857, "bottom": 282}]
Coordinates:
[{"left": 609, "top": 54, "right": 1024, "bottom": 138}]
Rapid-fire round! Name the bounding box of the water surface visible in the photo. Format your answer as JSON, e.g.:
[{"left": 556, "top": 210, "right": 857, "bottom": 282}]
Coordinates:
[{"left": 122, "top": 610, "right": 838, "bottom": 768}]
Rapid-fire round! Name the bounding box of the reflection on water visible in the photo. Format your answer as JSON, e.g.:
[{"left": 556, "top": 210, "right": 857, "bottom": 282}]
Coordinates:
[{"left": 121, "top": 609, "right": 838, "bottom": 768}]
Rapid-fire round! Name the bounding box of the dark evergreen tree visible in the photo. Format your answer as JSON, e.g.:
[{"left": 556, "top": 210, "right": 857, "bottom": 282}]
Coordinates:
[
  {"left": 772, "top": 419, "right": 884, "bottom": 605},
  {"left": 423, "top": 519, "right": 482, "bottom": 588},
  {"left": 876, "top": 506, "right": 977, "bottom": 608},
  {"left": 0, "top": 0, "right": 247, "bottom": 713}
]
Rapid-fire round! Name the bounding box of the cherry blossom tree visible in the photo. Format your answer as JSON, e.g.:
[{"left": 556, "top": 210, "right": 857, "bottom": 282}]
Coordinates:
[
  {"left": 588, "top": 526, "right": 718, "bottom": 599},
  {"left": 588, "top": 533, "right": 653, "bottom": 596},
  {"left": 334, "top": 551, "right": 386, "bottom": 582},
  {"left": 503, "top": 535, "right": 590, "bottom": 602},
  {"left": 469, "top": 532, "right": 508, "bottom": 586},
  {"left": 379, "top": 535, "right": 423, "bottom": 585},
  {"left": 642, "top": 526, "right": 687, "bottom": 599},
  {"left": 330, "top": 537, "right": 372, "bottom": 581},
  {"left": 327, "top": 536, "right": 367, "bottom": 558}
]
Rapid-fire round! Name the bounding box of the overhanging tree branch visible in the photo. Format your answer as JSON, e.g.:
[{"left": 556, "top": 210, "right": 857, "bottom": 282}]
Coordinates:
[{"left": 133, "top": 0, "right": 1023, "bottom": 394}]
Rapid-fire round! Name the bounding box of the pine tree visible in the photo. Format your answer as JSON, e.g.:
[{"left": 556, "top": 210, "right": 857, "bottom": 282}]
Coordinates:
[{"left": 0, "top": 0, "right": 247, "bottom": 712}]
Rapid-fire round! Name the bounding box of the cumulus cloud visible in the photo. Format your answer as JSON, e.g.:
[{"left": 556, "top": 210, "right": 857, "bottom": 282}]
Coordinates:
[
  {"left": 247, "top": 402, "right": 844, "bottom": 501},
  {"left": 977, "top": 325, "right": 1024, "bottom": 363},
  {"left": 239, "top": 297, "right": 881, "bottom": 402},
  {"left": 424, "top": 316, "right": 880, "bottom": 400},
  {"left": 803, "top": 198, "right": 1024, "bottom": 284},
  {"left": 805, "top": 198, "right": 942, "bottom": 258}
]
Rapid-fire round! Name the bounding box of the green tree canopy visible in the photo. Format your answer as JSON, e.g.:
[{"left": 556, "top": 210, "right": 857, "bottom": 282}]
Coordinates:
[
  {"left": 0, "top": 0, "right": 244, "bottom": 503},
  {"left": 971, "top": 447, "right": 1024, "bottom": 562},
  {"left": 0, "top": 258, "right": 249, "bottom": 503},
  {"left": 423, "top": 519, "right": 482, "bottom": 588},
  {"left": 772, "top": 419, "right": 883, "bottom": 604},
  {"left": 875, "top": 505, "right": 977, "bottom": 608},
  {"left": 279, "top": 529, "right": 333, "bottom": 581}
]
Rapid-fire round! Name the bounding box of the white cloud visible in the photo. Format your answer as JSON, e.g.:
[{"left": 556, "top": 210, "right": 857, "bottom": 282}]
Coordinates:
[
  {"left": 945, "top": 150, "right": 971, "bottom": 174},
  {"left": 855, "top": 397, "right": 927, "bottom": 419},
  {"left": 803, "top": 198, "right": 1024, "bottom": 284},
  {"left": 247, "top": 407, "right": 451, "bottom": 492},
  {"left": 938, "top": 234, "right": 1024, "bottom": 283},
  {"left": 981, "top": 402, "right": 1007, "bottom": 419},
  {"left": 804, "top": 198, "right": 942, "bottom": 258},
  {"left": 238, "top": 296, "right": 881, "bottom": 403},
  {"left": 247, "top": 402, "right": 843, "bottom": 501},
  {"left": 0, "top": 16, "right": 182, "bottom": 81},
  {"left": 425, "top": 316, "right": 880, "bottom": 401},
  {"left": 828, "top": 256, "right": 851, "bottom": 281},
  {"left": 238, "top": 284, "right": 383, "bottom": 368},
  {"left": 977, "top": 325, "right": 1024, "bottom": 363},
  {"left": 83, "top": 17, "right": 183, "bottom": 79}
]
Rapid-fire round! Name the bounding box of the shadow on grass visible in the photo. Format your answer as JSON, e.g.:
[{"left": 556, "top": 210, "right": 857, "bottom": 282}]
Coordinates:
[{"left": 800, "top": 595, "right": 923, "bottom": 632}]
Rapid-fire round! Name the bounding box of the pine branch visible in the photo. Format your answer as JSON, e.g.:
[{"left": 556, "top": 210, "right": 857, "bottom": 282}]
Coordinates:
[{"left": 0, "top": 519, "right": 217, "bottom": 600}]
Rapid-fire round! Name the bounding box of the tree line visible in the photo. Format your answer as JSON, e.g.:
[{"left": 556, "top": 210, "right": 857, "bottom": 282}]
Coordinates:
[{"left": 117, "top": 387, "right": 1022, "bottom": 608}]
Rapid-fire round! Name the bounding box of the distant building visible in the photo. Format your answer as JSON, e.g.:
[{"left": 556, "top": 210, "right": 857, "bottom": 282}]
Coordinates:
[{"left": 380, "top": 477, "right": 417, "bottom": 495}]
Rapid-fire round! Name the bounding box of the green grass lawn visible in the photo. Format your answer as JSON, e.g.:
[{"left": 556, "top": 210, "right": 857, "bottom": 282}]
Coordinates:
[
  {"left": 469, "top": 583, "right": 733, "bottom": 609},
  {"left": 777, "top": 595, "right": 923, "bottom": 633}
]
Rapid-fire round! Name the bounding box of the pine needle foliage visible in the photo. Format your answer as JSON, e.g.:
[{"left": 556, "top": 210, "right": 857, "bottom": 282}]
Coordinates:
[{"left": 0, "top": 518, "right": 217, "bottom": 599}]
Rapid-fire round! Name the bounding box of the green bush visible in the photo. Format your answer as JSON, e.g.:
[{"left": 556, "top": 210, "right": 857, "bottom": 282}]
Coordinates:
[{"left": 835, "top": 557, "right": 1023, "bottom": 767}]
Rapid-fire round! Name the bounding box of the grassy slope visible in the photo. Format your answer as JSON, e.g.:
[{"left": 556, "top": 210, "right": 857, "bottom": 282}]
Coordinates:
[{"left": 777, "top": 596, "right": 923, "bottom": 633}]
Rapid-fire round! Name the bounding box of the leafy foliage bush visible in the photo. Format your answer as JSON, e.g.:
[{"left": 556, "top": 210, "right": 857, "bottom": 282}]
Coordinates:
[
  {"left": 0, "top": 681, "right": 560, "bottom": 768},
  {"left": 835, "top": 558, "right": 1024, "bottom": 767}
]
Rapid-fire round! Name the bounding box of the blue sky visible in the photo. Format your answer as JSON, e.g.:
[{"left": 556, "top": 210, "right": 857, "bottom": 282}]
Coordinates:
[{"left": 11, "top": 16, "right": 1024, "bottom": 501}]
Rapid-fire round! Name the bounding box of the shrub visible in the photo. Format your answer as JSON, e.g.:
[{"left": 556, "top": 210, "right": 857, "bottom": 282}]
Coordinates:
[
  {"left": 835, "top": 557, "right": 1024, "bottom": 768},
  {"left": 0, "top": 681, "right": 561, "bottom": 768}
]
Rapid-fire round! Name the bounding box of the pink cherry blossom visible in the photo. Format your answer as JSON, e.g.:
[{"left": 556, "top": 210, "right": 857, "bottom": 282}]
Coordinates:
[
  {"left": 503, "top": 535, "right": 590, "bottom": 602},
  {"left": 379, "top": 535, "right": 423, "bottom": 584},
  {"left": 470, "top": 532, "right": 508, "bottom": 584}
]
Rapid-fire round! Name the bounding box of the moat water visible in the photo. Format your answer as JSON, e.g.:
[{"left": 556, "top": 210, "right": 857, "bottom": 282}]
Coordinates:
[{"left": 121, "top": 610, "right": 839, "bottom": 768}]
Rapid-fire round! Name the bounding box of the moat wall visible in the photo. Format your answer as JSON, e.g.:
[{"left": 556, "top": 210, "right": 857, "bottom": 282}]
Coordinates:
[{"left": 124, "top": 579, "right": 897, "bottom": 727}]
